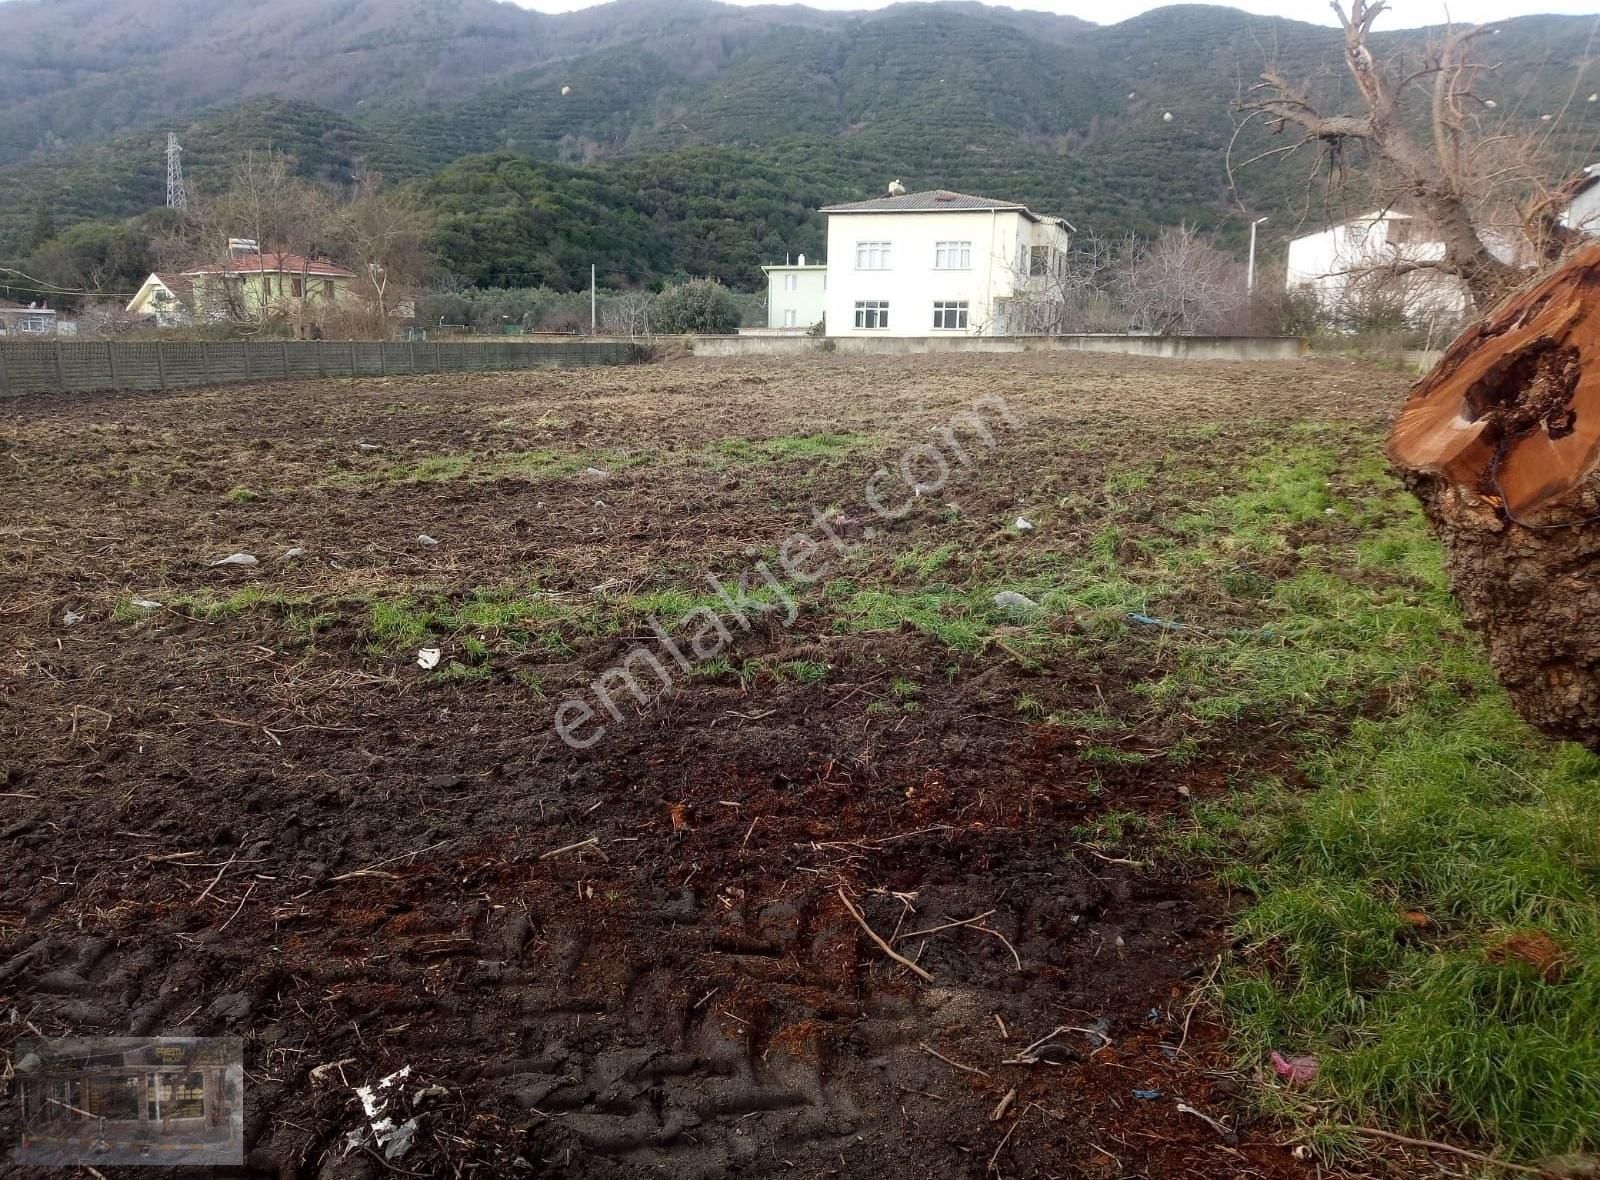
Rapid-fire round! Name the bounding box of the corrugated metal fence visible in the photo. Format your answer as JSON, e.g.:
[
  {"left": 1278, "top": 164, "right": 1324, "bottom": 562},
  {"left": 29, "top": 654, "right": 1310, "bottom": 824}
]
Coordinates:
[{"left": 0, "top": 339, "right": 642, "bottom": 398}]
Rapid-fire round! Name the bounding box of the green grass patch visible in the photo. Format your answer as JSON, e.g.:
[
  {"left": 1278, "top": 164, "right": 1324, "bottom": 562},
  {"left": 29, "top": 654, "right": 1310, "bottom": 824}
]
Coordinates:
[
  {"left": 1132, "top": 429, "right": 1600, "bottom": 1164},
  {"left": 776, "top": 659, "right": 830, "bottom": 684},
  {"left": 827, "top": 581, "right": 1001, "bottom": 652},
  {"left": 892, "top": 542, "right": 960, "bottom": 579},
  {"left": 1217, "top": 687, "right": 1600, "bottom": 1161},
  {"left": 705, "top": 432, "right": 870, "bottom": 467},
  {"left": 366, "top": 584, "right": 579, "bottom": 656}
]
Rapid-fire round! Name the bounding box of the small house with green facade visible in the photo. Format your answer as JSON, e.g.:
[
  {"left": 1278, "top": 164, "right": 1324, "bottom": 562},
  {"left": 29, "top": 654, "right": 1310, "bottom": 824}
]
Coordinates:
[{"left": 177, "top": 243, "right": 357, "bottom": 324}]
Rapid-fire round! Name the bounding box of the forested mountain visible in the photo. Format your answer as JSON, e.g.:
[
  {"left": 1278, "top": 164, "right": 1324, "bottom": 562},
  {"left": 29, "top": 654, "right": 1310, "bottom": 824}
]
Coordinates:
[{"left": 2, "top": 0, "right": 1597, "bottom": 292}]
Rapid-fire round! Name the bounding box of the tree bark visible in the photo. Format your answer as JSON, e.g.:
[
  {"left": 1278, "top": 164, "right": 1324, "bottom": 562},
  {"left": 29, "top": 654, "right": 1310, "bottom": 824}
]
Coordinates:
[{"left": 1389, "top": 243, "right": 1600, "bottom": 748}]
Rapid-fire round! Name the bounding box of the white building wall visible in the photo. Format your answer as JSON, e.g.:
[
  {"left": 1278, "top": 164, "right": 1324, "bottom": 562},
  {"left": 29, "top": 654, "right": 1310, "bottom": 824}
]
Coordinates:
[
  {"left": 1285, "top": 212, "right": 1469, "bottom": 321},
  {"left": 763, "top": 266, "right": 827, "bottom": 330},
  {"left": 824, "top": 210, "right": 1068, "bottom": 338},
  {"left": 1564, "top": 180, "right": 1600, "bottom": 235}
]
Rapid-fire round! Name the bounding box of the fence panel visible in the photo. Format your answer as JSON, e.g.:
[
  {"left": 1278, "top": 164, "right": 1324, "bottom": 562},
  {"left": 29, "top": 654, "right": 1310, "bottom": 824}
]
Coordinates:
[
  {"left": 0, "top": 339, "right": 638, "bottom": 398},
  {"left": 117, "top": 342, "right": 167, "bottom": 390},
  {"left": 59, "top": 343, "right": 113, "bottom": 392}
]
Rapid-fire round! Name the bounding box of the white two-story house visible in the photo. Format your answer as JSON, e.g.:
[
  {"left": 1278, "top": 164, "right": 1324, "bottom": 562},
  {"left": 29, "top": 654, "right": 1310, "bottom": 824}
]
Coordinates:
[{"left": 820, "top": 190, "right": 1073, "bottom": 338}]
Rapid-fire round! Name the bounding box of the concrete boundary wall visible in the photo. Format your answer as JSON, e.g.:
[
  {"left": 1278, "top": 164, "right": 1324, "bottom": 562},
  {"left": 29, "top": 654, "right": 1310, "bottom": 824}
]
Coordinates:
[
  {"left": 693, "top": 334, "right": 1308, "bottom": 361},
  {"left": 0, "top": 339, "right": 643, "bottom": 398}
]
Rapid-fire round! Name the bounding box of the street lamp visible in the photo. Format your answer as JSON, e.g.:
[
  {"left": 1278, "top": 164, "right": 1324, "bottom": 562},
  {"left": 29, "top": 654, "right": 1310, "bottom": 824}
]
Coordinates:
[{"left": 1247, "top": 216, "right": 1270, "bottom": 295}]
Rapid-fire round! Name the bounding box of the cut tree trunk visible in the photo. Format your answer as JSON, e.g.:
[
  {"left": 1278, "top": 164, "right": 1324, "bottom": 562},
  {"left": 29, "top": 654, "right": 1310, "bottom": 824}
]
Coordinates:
[{"left": 1389, "top": 243, "right": 1600, "bottom": 748}]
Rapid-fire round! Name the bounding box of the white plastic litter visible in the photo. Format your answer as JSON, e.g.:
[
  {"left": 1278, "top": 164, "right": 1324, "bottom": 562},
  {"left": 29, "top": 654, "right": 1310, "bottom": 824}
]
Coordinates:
[
  {"left": 417, "top": 534, "right": 439, "bottom": 547},
  {"left": 583, "top": 466, "right": 609, "bottom": 480},
  {"left": 358, "top": 443, "right": 381, "bottom": 452},
  {"left": 1014, "top": 517, "right": 1034, "bottom": 532},
  {"left": 417, "top": 648, "right": 442, "bottom": 671},
  {"left": 561, "top": 85, "right": 572, "bottom": 95},
  {"left": 130, "top": 598, "right": 163, "bottom": 610},
  {"left": 63, "top": 608, "right": 85, "bottom": 626},
  {"left": 992, "top": 591, "right": 1039, "bottom": 611},
  {"left": 1162, "top": 111, "right": 1175, "bottom": 122},
  {"left": 349, "top": 1066, "right": 419, "bottom": 1161},
  {"left": 281, "top": 547, "right": 305, "bottom": 560},
  {"left": 211, "top": 553, "right": 258, "bottom": 567}
]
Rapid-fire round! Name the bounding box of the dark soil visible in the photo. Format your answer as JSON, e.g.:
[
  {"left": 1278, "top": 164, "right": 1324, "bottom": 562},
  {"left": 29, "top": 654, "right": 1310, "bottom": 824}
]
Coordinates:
[{"left": 0, "top": 353, "right": 1408, "bottom": 1178}]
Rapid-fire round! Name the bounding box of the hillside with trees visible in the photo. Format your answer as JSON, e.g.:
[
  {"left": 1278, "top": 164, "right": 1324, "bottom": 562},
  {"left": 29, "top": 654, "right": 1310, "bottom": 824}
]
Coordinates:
[{"left": 2, "top": 0, "right": 1597, "bottom": 297}]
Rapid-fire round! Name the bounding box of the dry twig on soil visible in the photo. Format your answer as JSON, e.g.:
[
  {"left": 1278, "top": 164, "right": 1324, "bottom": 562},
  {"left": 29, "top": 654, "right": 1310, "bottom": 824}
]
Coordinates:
[
  {"left": 331, "top": 838, "right": 451, "bottom": 881},
  {"left": 1330, "top": 1126, "right": 1558, "bottom": 1177},
  {"left": 539, "top": 836, "right": 601, "bottom": 860},
  {"left": 837, "top": 886, "right": 936, "bottom": 982},
  {"left": 917, "top": 1041, "right": 991, "bottom": 1079}
]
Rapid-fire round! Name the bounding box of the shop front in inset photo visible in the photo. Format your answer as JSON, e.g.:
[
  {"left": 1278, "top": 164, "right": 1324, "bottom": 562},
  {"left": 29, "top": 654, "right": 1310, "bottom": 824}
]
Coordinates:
[{"left": 13, "top": 1037, "right": 243, "bottom": 1166}]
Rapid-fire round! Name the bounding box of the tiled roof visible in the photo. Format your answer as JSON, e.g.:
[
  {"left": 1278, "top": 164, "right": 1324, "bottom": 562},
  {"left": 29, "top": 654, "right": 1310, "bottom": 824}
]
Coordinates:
[
  {"left": 819, "top": 189, "right": 1071, "bottom": 227},
  {"left": 151, "top": 272, "right": 195, "bottom": 304},
  {"left": 821, "top": 190, "right": 1025, "bottom": 213},
  {"left": 184, "top": 253, "right": 356, "bottom": 278}
]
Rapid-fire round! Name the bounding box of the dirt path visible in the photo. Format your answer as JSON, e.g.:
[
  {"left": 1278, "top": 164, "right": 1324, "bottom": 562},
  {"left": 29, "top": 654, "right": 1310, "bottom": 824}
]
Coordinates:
[{"left": 0, "top": 353, "right": 1407, "bottom": 1177}]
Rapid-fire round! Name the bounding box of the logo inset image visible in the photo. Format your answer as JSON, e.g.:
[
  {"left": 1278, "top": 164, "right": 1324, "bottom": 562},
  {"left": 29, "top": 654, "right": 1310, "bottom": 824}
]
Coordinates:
[{"left": 11, "top": 1037, "right": 244, "bottom": 1167}]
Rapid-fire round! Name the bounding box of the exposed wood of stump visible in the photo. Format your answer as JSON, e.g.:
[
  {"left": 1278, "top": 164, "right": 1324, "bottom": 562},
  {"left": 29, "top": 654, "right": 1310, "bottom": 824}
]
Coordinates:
[{"left": 1388, "top": 243, "right": 1600, "bottom": 748}]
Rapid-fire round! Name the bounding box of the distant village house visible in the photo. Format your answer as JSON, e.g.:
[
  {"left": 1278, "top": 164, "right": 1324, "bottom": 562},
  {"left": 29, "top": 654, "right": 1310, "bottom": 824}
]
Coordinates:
[
  {"left": 762, "top": 257, "right": 827, "bottom": 331},
  {"left": 128, "top": 240, "right": 357, "bottom": 328},
  {"left": 0, "top": 301, "right": 58, "bottom": 337},
  {"left": 1285, "top": 209, "right": 1535, "bottom": 329},
  {"left": 124, "top": 274, "right": 196, "bottom": 327}
]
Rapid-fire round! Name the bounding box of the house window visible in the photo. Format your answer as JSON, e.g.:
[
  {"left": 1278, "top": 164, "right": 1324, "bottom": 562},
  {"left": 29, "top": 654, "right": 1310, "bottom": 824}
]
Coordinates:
[
  {"left": 784, "top": 309, "right": 798, "bottom": 327},
  {"left": 1029, "top": 246, "right": 1050, "bottom": 276},
  {"left": 855, "top": 242, "right": 891, "bottom": 270},
  {"left": 323, "top": 279, "right": 335, "bottom": 301},
  {"left": 935, "top": 241, "right": 972, "bottom": 269},
  {"left": 854, "top": 300, "right": 890, "bottom": 329},
  {"left": 932, "top": 301, "right": 969, "bottom": 330},
  {"left": 784, "top": 273, "right": 799, "bottom": 291},
  {"left": 291, "top": 275, "right": 304, "bottom": 299},
  {"left": 18, "top": 316, "right": 51, "bottom": 333}
]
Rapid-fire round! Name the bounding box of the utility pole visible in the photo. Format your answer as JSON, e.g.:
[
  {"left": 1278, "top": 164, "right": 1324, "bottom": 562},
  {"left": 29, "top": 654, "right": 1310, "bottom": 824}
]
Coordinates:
[
  {"left": 166, "top": 134, "right": 188, "bottom": 211},
  {"left": 1247, "top": 216, "right": 1269, "bottom": 294},
  {"left": 590, "top": 264, "right": 597, "bottom": 335}
]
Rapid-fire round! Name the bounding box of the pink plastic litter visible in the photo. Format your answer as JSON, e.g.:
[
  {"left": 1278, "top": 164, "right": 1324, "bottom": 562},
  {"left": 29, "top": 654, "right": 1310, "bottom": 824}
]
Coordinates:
[{"left": 1271, "top": 1051, "right": 1319, "bottom": 1085}]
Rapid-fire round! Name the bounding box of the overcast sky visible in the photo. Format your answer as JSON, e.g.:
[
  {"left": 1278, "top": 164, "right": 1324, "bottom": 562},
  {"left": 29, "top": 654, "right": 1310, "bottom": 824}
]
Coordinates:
[{"left": 512, "top": 0, "right": 1599, "bottom": 27}]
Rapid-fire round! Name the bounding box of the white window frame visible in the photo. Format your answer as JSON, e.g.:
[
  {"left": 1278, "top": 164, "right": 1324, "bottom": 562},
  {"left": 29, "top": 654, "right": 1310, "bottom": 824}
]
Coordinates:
[
  {"left": 783, "top": 309, "right": 798, "bottom": 327},
  {"left": 934, "top": 241, "right": 972, "bottom": 270},
  {"left": 932, "top": 301, "right": 969, "bottom": 331},
  {"left": 855, "top": 241, "right": 891, "bottom": 271},
  {"left": 784, "top": 273, "right": 799, "bottom": 291},
  {"left": 853, "top": 300, "right": 890, "bottom": 330}
]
